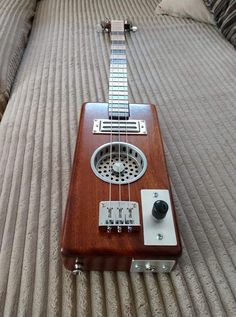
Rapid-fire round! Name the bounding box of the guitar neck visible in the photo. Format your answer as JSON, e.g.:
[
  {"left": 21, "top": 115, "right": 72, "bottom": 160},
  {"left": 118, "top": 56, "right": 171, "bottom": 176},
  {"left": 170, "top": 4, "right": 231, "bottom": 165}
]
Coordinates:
[{"left": 108, "top": 20, "right": 129, "bottom": 120}]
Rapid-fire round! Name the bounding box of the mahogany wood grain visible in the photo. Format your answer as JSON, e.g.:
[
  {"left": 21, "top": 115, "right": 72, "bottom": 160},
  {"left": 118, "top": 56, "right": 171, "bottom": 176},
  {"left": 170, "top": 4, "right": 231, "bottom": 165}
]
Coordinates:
[{"left": 61, "top": 103, "right": 182, "bottom": 271}]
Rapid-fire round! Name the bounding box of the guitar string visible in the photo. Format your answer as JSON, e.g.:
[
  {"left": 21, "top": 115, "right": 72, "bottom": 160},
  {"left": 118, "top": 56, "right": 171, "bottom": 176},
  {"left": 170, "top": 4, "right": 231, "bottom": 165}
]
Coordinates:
[
  {"left": 108, "top": 23, "right": 114, "bottom": 210},
  {"left": 109, "top": 21, "right": 123, "bottom": 209},
  {"left": 121, "top": 21, "right": 131, "bottom": 215},
  {"left": 118, "top": 21, "right": 130, "bottom": 212},
  {"left": 124, "top": 30, "right": 131, "bottom": 210},
  {"left": 108, "top": 21, "right": 132, "bottom": 220},
  {"left": 117, "top": 21, "right": 122, "bottom": 211}
]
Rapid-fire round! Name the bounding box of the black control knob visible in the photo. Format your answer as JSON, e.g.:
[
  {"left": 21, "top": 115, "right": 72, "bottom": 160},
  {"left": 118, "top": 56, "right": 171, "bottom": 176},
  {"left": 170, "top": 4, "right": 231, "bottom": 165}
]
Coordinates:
[{"left": 152, "top": 200, "right": 169, "bottom": 220}]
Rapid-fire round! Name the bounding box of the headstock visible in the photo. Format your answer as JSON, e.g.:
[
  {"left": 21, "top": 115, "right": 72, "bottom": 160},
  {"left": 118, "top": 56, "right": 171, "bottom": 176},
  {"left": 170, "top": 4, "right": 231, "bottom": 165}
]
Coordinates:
[{"left": 100, "top": 18, "right": 137, "bottom": 33}]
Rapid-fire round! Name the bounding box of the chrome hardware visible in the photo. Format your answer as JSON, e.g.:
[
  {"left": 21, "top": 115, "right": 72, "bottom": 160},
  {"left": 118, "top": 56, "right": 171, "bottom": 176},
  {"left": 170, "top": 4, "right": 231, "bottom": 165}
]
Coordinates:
[
  {"left": 100, "top": 19, "right": 136, "bottom": 33},
  {"left": 112, "top": 162, "right": 125, "bottom": 174},
  {"left": 91, "top": 142, "right": 147, "bottom": 185},
  {"left": 141, "top": 190, "right": 177, "bottom": 246},
  {"left": 72, "top": 259, "right": 84, "bottom": 275},
  {"left": 93, "top": 119, "right": 147, "bottom": 135},
  {"left": 145, "top": 263, "right": 156, "bottom": 272},
  {"left": 130, "top": 259, "right": 176, "bottom": 273},
  {"left": 107, "top": 226, "right": 112, "bottom": 233},
  {"left": 99, "top": 201, "right": 140, "bottom": 231},
  {"left": 157, "top": 233, "right": 164, "bottom": 240},
  {"left": 134, "top": 264, "right": 143, "bottom": 271}
]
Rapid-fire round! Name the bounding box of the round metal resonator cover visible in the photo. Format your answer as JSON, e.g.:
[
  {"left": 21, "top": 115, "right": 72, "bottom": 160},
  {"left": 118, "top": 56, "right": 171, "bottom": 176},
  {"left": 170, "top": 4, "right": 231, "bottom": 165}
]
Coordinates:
[{"left": 90, "top": 142, "right": 147, "bottom": 185}]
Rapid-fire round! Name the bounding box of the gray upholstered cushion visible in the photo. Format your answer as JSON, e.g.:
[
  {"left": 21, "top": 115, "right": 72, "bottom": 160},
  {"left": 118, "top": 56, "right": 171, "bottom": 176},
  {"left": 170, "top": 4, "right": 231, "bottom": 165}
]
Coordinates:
[
  {"left": 155, "top": 0, "right": 214, "bottom": 24},
  {"left": 0, "top": 0, "right": 36, "bottom": 119},
  {"left": 204, "top": 0, "right": 236, "bottom": 47}
]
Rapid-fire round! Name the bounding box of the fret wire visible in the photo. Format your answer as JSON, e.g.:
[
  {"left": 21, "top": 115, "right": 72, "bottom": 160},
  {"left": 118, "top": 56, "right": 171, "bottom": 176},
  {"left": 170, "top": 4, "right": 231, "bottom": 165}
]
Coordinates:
[
  {"left": 109, "top": 95, "right": 128, "bottom": 99},
  {"left": 110, "top": 59, "right": 126, "bottom": 64},
  {"left": 109, "top": 87, "right": 128, "bottom": 91},
  {"left": 110, "top": 71, "right": 127, "bottom": 74},
  {"left": 109, "top": 91, "right": 128, "bottom": 94},
  {"left": 110, "top": 65, "right": 127, "bottom": 69},
  {"left": 109, "top": 102, "right": 129, "bottom": 106},
  {"left": 110, "top": 70, "right": 127, "bottom": 74},
  {"left": 108, "top": 109, "right": 129, "bottom": 113},
  {"left": 109, "top": 101, "right": 129, "bottom": 105},
  {"left": 111, "top": 45, "right": 126, "bottom": 50},
  {"left": 110, "top": 54, "right": 126, "bottom": 59},
  {"left": 109, "top": 79, "right": 127, "bottom": 83},
  {"left": 110, "top": 74, "right": 127, "bottom": 77},
  {"left": 109, "top": 105, "right": 129, "bottom": 108},
  {"left": 110, "top": 67, "right": 127, "bottom": 71},
  {"left": 111, "top": 50, "right": 126, "bottom": 54},
  {"left": 112, "top": 40, "right": 125, "bottom": 45}
]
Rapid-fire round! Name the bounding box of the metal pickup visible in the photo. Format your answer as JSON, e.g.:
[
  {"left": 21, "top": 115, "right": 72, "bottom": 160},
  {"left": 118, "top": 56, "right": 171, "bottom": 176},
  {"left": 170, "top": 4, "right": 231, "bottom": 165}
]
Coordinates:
[
  {"left": 93, "top": 119, "right": 147, "bottom": 134},
  {"left": 99, "top": 201, "right": 140, "bottom": 233}
]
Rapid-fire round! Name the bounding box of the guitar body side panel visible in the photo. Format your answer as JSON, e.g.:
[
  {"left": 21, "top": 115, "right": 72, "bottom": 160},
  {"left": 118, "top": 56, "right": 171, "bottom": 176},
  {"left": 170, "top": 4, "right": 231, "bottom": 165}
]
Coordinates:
[{"left": 61, "top": 103, "right": 182, "bottom": 271}]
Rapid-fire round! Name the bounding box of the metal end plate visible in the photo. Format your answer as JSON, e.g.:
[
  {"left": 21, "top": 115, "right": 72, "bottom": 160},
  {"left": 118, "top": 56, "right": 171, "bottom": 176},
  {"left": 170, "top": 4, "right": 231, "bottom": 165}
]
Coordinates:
[
  {"left": 130, "top": 259, "right": 176, "bottom": 273},
  {"left": 93, "top": 119, "right": 147, "bottom": 135}
]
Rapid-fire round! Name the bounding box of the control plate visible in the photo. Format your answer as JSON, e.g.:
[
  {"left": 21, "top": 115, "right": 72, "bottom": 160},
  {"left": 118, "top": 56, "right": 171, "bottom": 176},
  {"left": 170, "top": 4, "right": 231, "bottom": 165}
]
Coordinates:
[{"left": 141, "top": 189, "right": 177, "bottom": 246}]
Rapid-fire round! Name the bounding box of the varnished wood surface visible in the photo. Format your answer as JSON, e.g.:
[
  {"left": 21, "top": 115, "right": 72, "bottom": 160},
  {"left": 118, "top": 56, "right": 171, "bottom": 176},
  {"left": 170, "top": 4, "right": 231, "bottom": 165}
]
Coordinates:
[{"left": 61, "top": 103, "right": 182, "bottom": 271}]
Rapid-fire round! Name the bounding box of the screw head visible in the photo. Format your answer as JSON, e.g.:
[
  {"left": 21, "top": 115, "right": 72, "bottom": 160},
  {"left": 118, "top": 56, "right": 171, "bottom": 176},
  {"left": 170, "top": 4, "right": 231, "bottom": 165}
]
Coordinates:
[
  {"left": 127, "top": 226, "right": 132, "bottom": 233},
  {"left": 135, "top": 264, "right": 143, "bottom": 271},
  {"left": 72, "top": 263, "right": 83, "bottom": 275},
  {"left": 145, "top": 263, "right": 156, "bottom": 272},
  {"left": 157, "top": 233, "right": 163, "bottom": 240}
]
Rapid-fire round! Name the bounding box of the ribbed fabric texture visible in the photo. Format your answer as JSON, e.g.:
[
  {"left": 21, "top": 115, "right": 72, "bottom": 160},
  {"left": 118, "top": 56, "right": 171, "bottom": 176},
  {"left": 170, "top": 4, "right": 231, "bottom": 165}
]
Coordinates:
[
  {"left": 0, "top": 0, "right": 236, "bottom": 316},
  {"left": 0, "top": 0, "right": 36, "bottom": 119}
]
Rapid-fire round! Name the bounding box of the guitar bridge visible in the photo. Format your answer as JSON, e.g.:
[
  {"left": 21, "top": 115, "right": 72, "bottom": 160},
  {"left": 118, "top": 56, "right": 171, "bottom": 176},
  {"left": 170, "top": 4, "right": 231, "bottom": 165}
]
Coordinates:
[
  {"left": 93, "top": 119, "right": 147, "bottom": 135},
  {"left": 99, "top": 201, "right": 140, "bottom": 233}
]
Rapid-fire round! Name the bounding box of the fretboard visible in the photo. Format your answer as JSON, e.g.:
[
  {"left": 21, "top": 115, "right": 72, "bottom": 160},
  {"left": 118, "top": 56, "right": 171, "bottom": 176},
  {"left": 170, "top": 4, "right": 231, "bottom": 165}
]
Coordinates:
[{"left": 108, "top": 20, "right": 129, "bottom": 120}]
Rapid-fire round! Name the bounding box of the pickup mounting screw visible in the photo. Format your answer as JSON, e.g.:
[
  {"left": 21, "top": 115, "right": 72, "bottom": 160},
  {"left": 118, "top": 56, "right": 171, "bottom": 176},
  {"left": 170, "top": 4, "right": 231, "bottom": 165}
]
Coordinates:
[{"left": 107, "top": 226, "right": 112, "bottom": 233}]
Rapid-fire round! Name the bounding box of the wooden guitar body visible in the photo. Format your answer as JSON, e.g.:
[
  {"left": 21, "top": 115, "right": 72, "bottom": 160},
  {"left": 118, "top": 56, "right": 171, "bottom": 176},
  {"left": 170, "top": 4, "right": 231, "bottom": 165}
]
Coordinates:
[{"left": 61, "top": 102, "right": 182, "bottom": 272}]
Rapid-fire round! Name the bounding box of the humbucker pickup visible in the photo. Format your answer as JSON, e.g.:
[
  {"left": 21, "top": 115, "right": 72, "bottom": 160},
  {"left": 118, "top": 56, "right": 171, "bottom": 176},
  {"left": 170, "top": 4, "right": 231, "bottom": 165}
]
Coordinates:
[{"left": 93, "top": 119, "right": 147, "bottom": 134}]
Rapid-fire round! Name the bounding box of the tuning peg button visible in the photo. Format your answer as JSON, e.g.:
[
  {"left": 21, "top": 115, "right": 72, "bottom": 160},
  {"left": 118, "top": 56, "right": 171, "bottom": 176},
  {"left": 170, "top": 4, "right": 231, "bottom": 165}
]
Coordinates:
[{"left": 152, "top": 200, "right": 169, "bottom": 220}]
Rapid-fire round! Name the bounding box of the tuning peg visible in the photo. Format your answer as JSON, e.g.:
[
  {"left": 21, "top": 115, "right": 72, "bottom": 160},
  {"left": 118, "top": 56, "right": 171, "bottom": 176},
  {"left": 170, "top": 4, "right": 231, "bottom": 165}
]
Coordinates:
[{"left": 131, "top": 26, "right": 138, "bottom": 32}]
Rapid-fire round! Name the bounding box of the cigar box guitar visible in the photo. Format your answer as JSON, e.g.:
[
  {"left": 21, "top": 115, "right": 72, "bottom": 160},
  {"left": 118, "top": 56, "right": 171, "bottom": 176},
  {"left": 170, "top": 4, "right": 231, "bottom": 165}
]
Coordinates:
[{"left": 61, "top": 19, "right": 182, "bottom": 274}]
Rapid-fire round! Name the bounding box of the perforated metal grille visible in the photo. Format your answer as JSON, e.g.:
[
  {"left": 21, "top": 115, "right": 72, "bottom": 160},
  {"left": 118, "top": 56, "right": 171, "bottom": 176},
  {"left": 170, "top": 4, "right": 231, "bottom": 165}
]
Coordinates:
[{"left": 91, "top": 142, "right": 147, "bottom": 184}]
